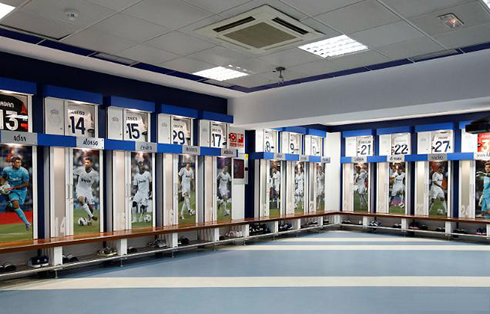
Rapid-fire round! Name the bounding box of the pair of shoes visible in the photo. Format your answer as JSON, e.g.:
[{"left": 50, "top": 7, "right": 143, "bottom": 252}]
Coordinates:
[
  {"left": 127, "top": 247, "right": 138, "bottom": 254},
  {"left": 369, "top": 221, "right": 381, "bottom": 227},
  {"left": 178, "top": 236, "right": 190, "bottom": 246},
  {"left": 476, "top": 228, "right": 487, "bottom": 235},
  {"left": 148, "top": 239, "right": 167, "bottom": 248},
  {"left": 409, "top": 222, "right": 419, "bottom": 230},
  {"left": 279, "top": 223, "right": 292, "bottom": 231},
  {"left": 342, "top": 220, "right": 352, "bottom": 225},
  {"left": 392, "top": 223, "right": 402, "bottom": 228},
  {"left": 323, "top": 220, "right": 330, "bottom": 225},
  {"left": 0, "top": 263, "right": 16, "bottom": 272},
  {"left": 434, "top": 227, "right": 445, "bottom": 232},
  {"left": 28, "top": 256, "right": 49, "bottom": 268},
  {"left": 97, "top": 247, "right": 117, "bottom": 257},
  {"left": 62, "top": 254, "right": 79, "bottom": 263},
  {"left": 454, "top": 228, "right": 467, "bottom": 234},
  {"left": 225, "top": 231, "right": 243, "bottom": 238}
]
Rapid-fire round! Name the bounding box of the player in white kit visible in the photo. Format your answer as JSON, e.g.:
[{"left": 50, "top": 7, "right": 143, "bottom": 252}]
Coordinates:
[
  {"left": 356, "top": 166, "right": 368, "bottom": 210},
  {"left": 132, "top": 161, "right": 152, "bottom": 223},
  {"left": 294, "top": 163, "right": 304, "bottom": 210},
  {"left": 179, "top": 163, "right": 194, "bottom": 219},
  {"left": 74, "top": 157, "right": 98, "bottom": 223},
  {"left": 316, "top": 164, "right": 325, "bottom": 208},
  {"left": 271, "top": 166, "right": 281, "bottom": 205},
  {"left": 217, "top": 165, "right": 232, "bottom": 216},
  {"left": 390, "top": 166, "right": 405, "bottom": 208},
  {"left": 429, "top": 165, "right": 447, "bottom": 215}
]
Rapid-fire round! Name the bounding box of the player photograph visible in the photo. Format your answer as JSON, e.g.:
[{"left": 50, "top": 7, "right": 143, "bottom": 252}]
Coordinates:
[
  {"left": 73, "top": 149, "right": 100, "bottom": 235},
  {"left": 131, "top": 153, "right": 153, "bottom": 229},
  {"left": 428, "top": 161, "right": 448, "bottom": 217},
  {"left": 0, "top": 92, "right": 29, "bottom": 132},
  {"left": 354, "top": 163, "right": 369, "bottom": 212},
  {"left": 216, "top": 157, "right": 232, "bottom": 222},
  {"left": 178, "top": 155, "right": 196, "bottom": 225},
  {"left": 475, "top": 160, "right": 490, "bottom": 219},
  {"left": 389, "top": 162, "right": 406, "bottom": 214},
  {"left": 294, "top": 161, "right": 305, "bottom": 214},
  {"left": 316, "top": 163, "right": 326, "bottom": 211},
  {"left": 0, "top": 146, "right": 33, "bottom": 242},
  {"left": 269, "top": 161, "right": 281, "bottom": 217}
]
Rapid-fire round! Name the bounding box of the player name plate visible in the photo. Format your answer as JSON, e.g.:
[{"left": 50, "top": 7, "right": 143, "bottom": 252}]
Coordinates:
[
  {"left": 0, "top": 131, "right": 37, "bottom": 145},
  {"left": 299, "top": 155, "right": 309, "bottom": 162},
  {"left": 428, "top": 153, "right": 447, "bottom": 161},
  {"left": 388, "top": 155, "right": 405, "bottom": 162},
  {"left": 76, "top": 137, "right": 104, "bottom": 149},
  {"left": 274, "top": 153, "right": 285, "bottom": 160},
  {"left": 135, "top": 142, "right": 157, "bottom": 153},
  {"left": 352, "top": 156, "right": 367, "bottom": 163},
  {"left": 182, "top": 145, "right": 200, "bottom": 155},
  {"left": 221, "top": 148, "right": 236, "bottom": 157},
  {"left": 321, "top": 157, "right": 331, "bottom": 163},
  {"left": 475, "top": 152, "right": 490, "bottom": 160}
]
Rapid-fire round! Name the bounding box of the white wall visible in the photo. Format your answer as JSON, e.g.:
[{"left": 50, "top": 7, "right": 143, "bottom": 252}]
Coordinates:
[
  {"left": 229, "top": 49, "right": 490, "bottom": 129},
  {"left": 325, "top": 132, "right": 341, "bottom": 212}
]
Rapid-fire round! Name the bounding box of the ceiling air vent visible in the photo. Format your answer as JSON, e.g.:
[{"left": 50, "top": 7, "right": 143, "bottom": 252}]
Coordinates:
[{"left": 196, "top": 5, "right": 323, "bottom": 53}]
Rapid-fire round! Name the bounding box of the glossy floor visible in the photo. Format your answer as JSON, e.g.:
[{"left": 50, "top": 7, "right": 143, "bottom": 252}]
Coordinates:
[{"left": 2, "top": 230, "right": 490, "bottom": 314}]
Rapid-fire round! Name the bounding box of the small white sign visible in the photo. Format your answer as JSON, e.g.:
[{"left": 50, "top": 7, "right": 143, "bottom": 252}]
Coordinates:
[
  {"left": 352, "top": 156, "right": 367, "bottom": 163},
  {"left": 76, "top": 137, "right": 104, "bottom": 149},
  {"left": 428, "top": 153, "right": 447, "bottom": 161},
  {"left": 221, "top": 148, "right": 236, "bottom": 157},
  {"left": 182, "top": 145, "right": 200, "bottom": 155},
  {"left": 0, "top": 131, "right": 37, "bottom": 145},
  {"left": 388, "top": 155, "right": 405, "bottom": 162},
  {"left": 321, "top": 157, "right": 331, "bottom": 163},
  {"left": 475, "top": 152, "right": 490, "bottom": 160},
  {"left": 299, "top": 155, "right": 309, "bottom": 162},
  {"left": 135, "top": 142, "right": 157, "bottom": 153},
  {"left": 274, "top": 153, "right": 285, "bottom": 160}
]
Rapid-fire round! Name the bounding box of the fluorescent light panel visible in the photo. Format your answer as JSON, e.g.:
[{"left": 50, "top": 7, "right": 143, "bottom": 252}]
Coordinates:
[
  {"left": 0, "top": 2, "right": 14, "bottom": 19},
  {"left": 194, "top": 66, "right": 248, "bottom": 81},
  {"left": 483, "top": 0, "right": 490, "bottom": 9},
  {"left": 299, "top": 35, "right": 368, "bottom": 58}
]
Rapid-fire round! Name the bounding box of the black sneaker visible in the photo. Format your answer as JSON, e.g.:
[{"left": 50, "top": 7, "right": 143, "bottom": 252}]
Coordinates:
[
  {"left": 127, "top": 247, "right": 137, "bottom": 254},
  {"left": 39, "top": 256, "right": 49, "bottom": 267},
  {"left": 0, "top": 264, "right": 4, "bottom": 273},
  {"left": 392, "top": 223, "right": 402, "bottom": 228},
  {"left": 435, "top": 227, "right": 445, "bottom": 232},
  {"left": 28, "top": 257, "right": 42, "bottom": 269},
  {"left": 3, "top": 263, "right": 16, "bottom": 272},
  {"left": 178, "top": 236, "right": 189, "bottom": 245}
]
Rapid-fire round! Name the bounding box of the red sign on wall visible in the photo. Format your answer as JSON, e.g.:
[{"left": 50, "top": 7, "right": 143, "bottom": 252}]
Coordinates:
[{"left": 229, "top": 132, "right": 244, "bottom": 148}]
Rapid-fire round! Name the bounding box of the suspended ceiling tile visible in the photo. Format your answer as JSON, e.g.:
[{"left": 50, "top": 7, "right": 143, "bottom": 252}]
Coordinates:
[
  {"left": 380, "top": 0, "right": 472, "bottom": 18},
  {"left": 259, "top": 68, "right": 309, "bottom": 81},
  {"left": 229, "top": 58, "right": 279, "bottom": 74},
  {"left": 260, "top": 48, "right": 321, "bottom": 67},
  {"left": 188, "top": 46, "right": 254, "bottom": 66},
  {"left": 63, "top": 29, "right": 137, "bottom": 54},
  {"left": 433, "top": 22, "right": 490, "bottom": 48},
  {"left": 226, "top": 74, "right": 274, "bottom": 88},
  {"left": 376, "top": 36, "right": 445, "bottom": 59},
  {"left": 218, "top": 0, "right": 308, "bottom": 21},
  {"left": 182, "top": 0, "right": 251, "bottom": 14},
  {"left": 315, "top": 0, "right": 400, "bottom": 34},
  {"left": 299, "top": 18, "right": 341, "bottom": 40},
  {"left": 91, "top": 13, "right": 169, "bottom": 43},
  {"left": 410, "top": 1, "right": 490, "bottom": 36},
  {"left": 161, "top": 57, "right": 215, "bottom": 73},
  {"left": 22, "top": 0, "right": 116, "bottom": 28},
  {"left": 1, "top": 9, "right": 80, "bottom": 39},
  {"left": 119, "top": 44, "right": 178, "bottom": 65},
  {"left": 280, "top": 0, "right": 364, "bottom": 17},
  {"left": 146, "top": 31, "right": 215, "bottom": 55},
  {"left": 351, "top": 21, "right": 425, "bottom": 48},
  {"left": 85, "top": 0, "right": 143, "bottom": 11},
  {"left": 123, "top": 0, "right": 213, "bottom": 29}
]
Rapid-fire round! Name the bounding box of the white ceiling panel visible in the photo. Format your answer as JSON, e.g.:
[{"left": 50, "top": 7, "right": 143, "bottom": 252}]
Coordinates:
[
  {"left": 410, "top": 1, "right": 490, "bottom": 36},
  {"left": 161, "top": 57, "right": 215, "bottom": 73},
  {"left": 376, "top": 36, "right": 445, "bottom": 59},
  {"left": 123, "top": 0, "right": 213, "bottom": 29},
  {"left": 2, "top": 0, "right": 30, "bottom": 7},
  {"left": 147, "top": 31, "right": 215, "bottom": 55},
  {"left": 299, "top": 18, "right": 341, "bottom": 40},
  {"left": 85, "top": 0, "right": 143, "bottom": 11},
  {"left": 227, "top": 74, "right": 274, "bottom": 88},
  {"left": 433, "top": 22, "right": 490, "bottom": 48},
  {"left": 202, "top": 79, "right": 234, "bottom": 87},
  {"left": 259, "top": 68, "right": 309, "bottom": 81},
  {"left": 63, "top": 29, "right": 137, "bottom": 54},
  {"left": 380, "top": 0, "right": 472, "bottom": 18},
  {"left": 218, "top": 0, "right": 308, "bottom": 21},
  {"left": 287, "top": 59, "right": 337, "bottom": 76},
  {"left": 188, "top": 46, "right": 254, "bottom": 66},
  {"left": 315, "top": 0, "right": 400, "bottom": 34},
  {"left": 91, "top": 13, "right": 169, "bottom": 43},
  {"left": 119, "top": 44, "right": 178, "bottom": 65},
  {"left": 22, "top": 0, "right": 116, "bottom": 28},
  {"left": 280, "top": 0, "right": 364, "bottom": 17},
  {"left": 230, "top": 58, "right": 279, "bottom": 74},
  {"left": 182, "top": 0, "right": 251, "bottom": 14},
  {"left": 260, "top": 48, "right": 321, "bottom": 67},
  {"left": 1, "top": 9, "right": 80, "bottom": 39},
  {"left": 351, "top": 21, "right": 425, "bottom": 48}
]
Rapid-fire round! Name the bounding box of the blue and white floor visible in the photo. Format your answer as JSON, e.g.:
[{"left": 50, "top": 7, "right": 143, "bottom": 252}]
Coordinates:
[{"left": 2, "top": 230, "right": 490, "bottom": 313}]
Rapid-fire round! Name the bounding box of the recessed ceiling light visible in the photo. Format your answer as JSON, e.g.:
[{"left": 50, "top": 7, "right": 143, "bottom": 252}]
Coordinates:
[
  {"left": 483, "top": 0, "right": 490, "bottom": 10},
  {"left": 438, "top": 13, "right": 464, "bottom": 29},
  {"left": 298, "top": 35, "right": 368, "bottom": 59},
  {"left": 0, "top": 2, "right": 15, "bottom": 20},
  {"left": 193, "top": 66, "right": 249, "bottom": 81}
]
